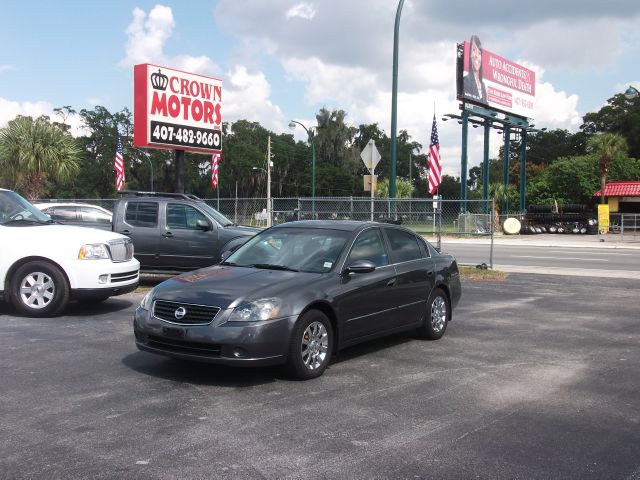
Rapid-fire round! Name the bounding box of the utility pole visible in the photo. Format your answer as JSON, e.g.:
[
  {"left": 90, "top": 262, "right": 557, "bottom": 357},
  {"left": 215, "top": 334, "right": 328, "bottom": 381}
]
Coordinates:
[
  {"left": 267, "top": 135, "right": 272, "bottom": 227},
  {"left": 175, "top": 150, "right": 185, "bottom": 193}
]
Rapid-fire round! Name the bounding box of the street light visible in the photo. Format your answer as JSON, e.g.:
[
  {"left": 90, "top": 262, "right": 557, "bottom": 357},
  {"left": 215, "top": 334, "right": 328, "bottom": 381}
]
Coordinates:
[
  {"left": 125, "top": 145, "right": 154, "bottom": 191},
  {"left": 389, "top": 0, "right": 406, "bottom": 203},
  {"left": 625, "top": 86, "right": 639, "bottom": 100},
  {"left": 289, "top": 120, "right": 316, "bottom": 216}
]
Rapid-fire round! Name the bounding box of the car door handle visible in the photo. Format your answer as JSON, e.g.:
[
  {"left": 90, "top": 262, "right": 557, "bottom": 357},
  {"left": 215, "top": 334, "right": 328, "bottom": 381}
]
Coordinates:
[
  {"left": 162, "top": 231, "right": 174, "bottom": 238},
  {"left": 121, "top": 229, "right": 131, "bottom": 235},
  {"left": 386, "top": 278, "right": 397, "bottom": 287},
  {"left": 427, "top": 270, "right": 434, "bottom": 276}
]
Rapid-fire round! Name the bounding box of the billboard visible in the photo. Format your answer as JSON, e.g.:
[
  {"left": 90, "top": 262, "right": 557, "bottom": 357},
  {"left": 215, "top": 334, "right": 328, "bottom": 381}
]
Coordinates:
[
  {"left": 457, "top": 36, "right": 536, "bottom": 119},
  {"left": 134, "top": 64, "right": 222, "bottom": 154}
]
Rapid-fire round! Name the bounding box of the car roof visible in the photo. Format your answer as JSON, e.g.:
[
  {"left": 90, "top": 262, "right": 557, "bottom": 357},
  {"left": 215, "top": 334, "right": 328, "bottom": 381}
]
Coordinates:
[
  {"left": 273, "top": 220, "right": 411, "bottom": 232},
  {"left": 33, "top": 202, "right": 112, "bottom": 213}
]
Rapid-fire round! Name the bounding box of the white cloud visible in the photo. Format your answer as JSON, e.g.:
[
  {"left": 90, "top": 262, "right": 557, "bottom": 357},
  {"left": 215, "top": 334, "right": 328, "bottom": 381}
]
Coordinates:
[
  {"left": 0, "top": 98, "right": 89, "bottom": 137},
  {"left": 285, "top": 3, "right": 317, "bottom": 21},
  {"left": 119, "top": 5, "right": 220, "bottom": 76},
  {"left": 224, "top": 66, "right": 284, "bottom": 132},
  {"left": 172, "top": 55, "right": 220, "bottom": 78},
  {"left": 119, "top": 6, "right": 174, "bottom": 68},
  {"left": 0, "top": 98, "right": 52, "bottom": 126}
]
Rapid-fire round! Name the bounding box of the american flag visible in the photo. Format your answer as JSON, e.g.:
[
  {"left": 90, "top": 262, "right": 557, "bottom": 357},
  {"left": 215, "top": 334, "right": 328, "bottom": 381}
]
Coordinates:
[
  {"left": 114, "top": 138, "right": 125, "bottom": 191},
  {"left": 211, "top": 151, "right": 220, "bottom": 190},
  {"left": 427, "top": 114, "right": 442, "bottom": 195}
]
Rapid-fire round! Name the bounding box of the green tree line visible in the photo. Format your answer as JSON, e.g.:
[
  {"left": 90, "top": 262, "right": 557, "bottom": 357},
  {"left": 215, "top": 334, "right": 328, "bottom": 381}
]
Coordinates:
[{"left": 0, "top": 91, "right": 638, "bottom": 205}]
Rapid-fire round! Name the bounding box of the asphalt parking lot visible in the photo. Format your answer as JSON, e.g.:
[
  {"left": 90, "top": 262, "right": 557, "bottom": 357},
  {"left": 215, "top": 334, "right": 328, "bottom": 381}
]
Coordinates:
[{"left": 1, "top": 273, "right": 639, "bottom": 480}]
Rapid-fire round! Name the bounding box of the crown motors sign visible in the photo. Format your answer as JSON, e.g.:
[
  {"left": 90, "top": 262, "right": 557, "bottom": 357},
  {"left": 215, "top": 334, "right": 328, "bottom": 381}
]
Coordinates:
[{"left": 134, "top": 63, "right": 222, "bottom": 154}]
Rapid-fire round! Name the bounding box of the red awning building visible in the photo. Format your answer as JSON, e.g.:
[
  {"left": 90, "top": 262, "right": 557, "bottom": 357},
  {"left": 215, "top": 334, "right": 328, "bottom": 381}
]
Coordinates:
[{"left": 594, "top": 181, "right": 640, "bottom": 213}]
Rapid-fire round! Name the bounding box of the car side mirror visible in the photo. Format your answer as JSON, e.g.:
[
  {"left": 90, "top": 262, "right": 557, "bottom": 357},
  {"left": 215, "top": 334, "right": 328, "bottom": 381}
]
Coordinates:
[
  {"left": 220, "top": 250, "right": 232, "bottom": 262},
  {"left": 344, "top": 259, "right": 376, "bottom": 274},
  {"left": 196, "top": 219, "right": 211, "bottom": 231}
]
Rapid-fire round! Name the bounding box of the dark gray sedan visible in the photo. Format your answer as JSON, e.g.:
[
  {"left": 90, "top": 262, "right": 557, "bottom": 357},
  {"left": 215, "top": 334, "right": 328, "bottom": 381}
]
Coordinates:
[{"left": 134, "top": 220, "right": 461, "bottom": 379}]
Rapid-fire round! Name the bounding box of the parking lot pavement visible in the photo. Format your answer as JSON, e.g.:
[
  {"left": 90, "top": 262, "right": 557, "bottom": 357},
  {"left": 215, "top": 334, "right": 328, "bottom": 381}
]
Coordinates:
[{"left": 1, "top": 274, "right": 639, "bottom": 479}]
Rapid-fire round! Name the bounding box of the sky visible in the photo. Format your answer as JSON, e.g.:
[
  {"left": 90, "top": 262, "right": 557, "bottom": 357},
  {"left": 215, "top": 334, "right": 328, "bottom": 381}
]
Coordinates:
[{"left": 1, "top": 0, "right": 639, "bottom": 178}]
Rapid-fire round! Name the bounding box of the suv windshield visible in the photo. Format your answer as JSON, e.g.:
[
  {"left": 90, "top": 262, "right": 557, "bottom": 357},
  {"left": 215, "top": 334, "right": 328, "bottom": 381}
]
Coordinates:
[
  {"left": 226, "top": 228, "right": 349, "bottom": 273},
  {"left": 198, "top": 202, "right": 234, "bottom": 226},
  {"left": 0, "top": 191, "right": 52, "bottom": 226}
]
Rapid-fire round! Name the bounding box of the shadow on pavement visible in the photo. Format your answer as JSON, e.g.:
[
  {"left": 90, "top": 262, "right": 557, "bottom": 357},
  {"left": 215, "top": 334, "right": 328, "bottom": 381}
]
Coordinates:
[
  {"left": 121, "top": 351, "right": 283, "bottom": 387},
  {"left": 121, "top": 331, "right": 417, "bottom": 386}
]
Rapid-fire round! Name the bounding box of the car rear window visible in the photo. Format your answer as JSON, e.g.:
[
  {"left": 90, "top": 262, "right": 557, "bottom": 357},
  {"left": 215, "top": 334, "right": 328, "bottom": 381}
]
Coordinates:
[
  {"left": 385, "top": 228, "right": 422, "bottom": 263},
  {"left": 125, "top": 202, "right": 158, "bottom": 227},
  {"left": 51, "top": 206, "right": 78, "bottom": 221}
]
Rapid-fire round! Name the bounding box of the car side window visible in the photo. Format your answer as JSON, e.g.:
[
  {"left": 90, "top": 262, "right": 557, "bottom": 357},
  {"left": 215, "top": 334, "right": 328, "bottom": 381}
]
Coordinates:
[
  {"left": 166, "top": 204, "right": 207, "bottom": 230},
  {"left": 125, "top": 202, "right": 158, "bottom": 227},
  {"left": 416, "top": 236, "right": 431, "bottom": 258},
  {"left": 346, "top": 229, "right": 388, "bottom": 267},
  {"left": 385, "top": 228, "right": 422, "bottom": 263},
  {"left": 51, "top": 206, "right": 78, "bottom": 221},
  {"left": 80, "top": 207, "right": 111, "bottom": 224}
]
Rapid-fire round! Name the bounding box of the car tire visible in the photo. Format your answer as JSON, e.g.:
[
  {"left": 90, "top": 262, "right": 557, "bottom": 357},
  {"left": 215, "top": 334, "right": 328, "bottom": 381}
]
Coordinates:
[
  {"left": 10, "top": 261, "right": 69, "bottom": 317},
  {"left": 417, "top": 288, "right": 449, "bottom": 340},
  {"left": 285, "top": 310, "right": 333, "bottom": 380}
]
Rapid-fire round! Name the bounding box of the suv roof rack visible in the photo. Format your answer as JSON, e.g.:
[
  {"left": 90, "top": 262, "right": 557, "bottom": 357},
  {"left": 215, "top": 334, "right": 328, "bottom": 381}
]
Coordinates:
[{"left": 116, "top": 191, "right": 202, "bottom": 201}]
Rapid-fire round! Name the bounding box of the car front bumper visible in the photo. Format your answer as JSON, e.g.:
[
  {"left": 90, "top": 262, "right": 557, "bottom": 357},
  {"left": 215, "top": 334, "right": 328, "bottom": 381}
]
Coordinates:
[
  {"left": 72, "top": 281, "right": 139, "bottom": 300},
  {"left": 133, "top": 306, "right": 296, "bottom": 366},
  {"left": 66, "top": 258, "right": 140, "bottom": 290}
]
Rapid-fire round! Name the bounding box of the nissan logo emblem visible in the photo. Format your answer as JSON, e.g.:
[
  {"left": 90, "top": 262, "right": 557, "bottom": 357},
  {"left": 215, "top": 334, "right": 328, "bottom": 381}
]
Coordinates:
[{"left": 174, "top": 307, "right": 187, "bottom": 320}]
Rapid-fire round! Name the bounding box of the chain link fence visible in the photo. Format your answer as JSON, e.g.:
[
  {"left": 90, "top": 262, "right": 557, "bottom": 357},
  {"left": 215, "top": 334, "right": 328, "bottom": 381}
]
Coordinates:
[
  {"left": 610, "top": 213, "right": 640, "bottom": 241},
  {"left": 38, "top": 196, "right": 496, "bottom": 267}
]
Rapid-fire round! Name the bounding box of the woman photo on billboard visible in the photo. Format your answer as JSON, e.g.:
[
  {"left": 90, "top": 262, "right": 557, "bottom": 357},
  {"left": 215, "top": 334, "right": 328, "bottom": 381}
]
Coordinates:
[{"left": 463, "top": 35, "right": 487, "bottom": 104}]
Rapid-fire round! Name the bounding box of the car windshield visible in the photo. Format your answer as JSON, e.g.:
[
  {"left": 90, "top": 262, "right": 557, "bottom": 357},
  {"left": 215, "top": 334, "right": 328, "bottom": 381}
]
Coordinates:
[
  {"left": 225, "top": 227, "right": 350, "bottom": 273},
  {"left": 0, "top": 191, "right": 52, "bottom": 226},
  {"left": 198, "top": 202, "right": 234, "bottom": 226}
]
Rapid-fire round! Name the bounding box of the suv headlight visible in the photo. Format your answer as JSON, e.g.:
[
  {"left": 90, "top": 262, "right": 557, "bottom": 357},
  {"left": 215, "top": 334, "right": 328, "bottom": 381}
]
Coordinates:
[
  {"left": 140, "top": 289, "right": 155, "bottom": 311},
  {"left": 78, "top": 243, "right": 111, "bottom": 260},
  {"left": 229, "top": 298, "right": 282, "bottom": 322}
]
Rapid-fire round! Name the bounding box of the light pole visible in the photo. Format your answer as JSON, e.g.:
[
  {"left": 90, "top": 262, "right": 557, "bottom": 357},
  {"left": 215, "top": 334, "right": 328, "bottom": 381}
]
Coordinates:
[
  {"left": 389, "top": 0, "right": 406, "bottom": 204},
  {"left": 625, "top": 86, "right": 639, "bottom": 100},
  {"left": 289, "top": 120, "right": 316, "bottom": 216},
  {"left": 126, "top": 145, "right": 154, "bottom": 191}
]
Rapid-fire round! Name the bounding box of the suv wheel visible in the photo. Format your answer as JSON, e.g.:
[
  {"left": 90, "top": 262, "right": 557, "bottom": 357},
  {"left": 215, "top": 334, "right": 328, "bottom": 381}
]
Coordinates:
[{"left": 10, "top": 261, "right": 69, "bottom": 317}]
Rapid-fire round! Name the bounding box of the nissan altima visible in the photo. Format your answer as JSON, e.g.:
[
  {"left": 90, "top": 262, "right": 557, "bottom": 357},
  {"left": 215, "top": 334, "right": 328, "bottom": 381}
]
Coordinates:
[{"left": 133, "top": 220, "right": 461, "bottom": 379}]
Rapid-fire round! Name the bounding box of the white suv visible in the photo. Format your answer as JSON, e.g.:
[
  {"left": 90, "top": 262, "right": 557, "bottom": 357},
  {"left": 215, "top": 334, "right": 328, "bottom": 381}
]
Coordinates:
[{"left": 0, "top": 188, "right": 140, "bottom": 317}]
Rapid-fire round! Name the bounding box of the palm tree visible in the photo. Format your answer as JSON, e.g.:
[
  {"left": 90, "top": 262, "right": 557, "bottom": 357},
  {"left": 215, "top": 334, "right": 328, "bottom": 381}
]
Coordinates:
[
  {"left": 587, "top": 133, "right": 628, "bottom": 204},
  {"left": 0, "top": 115, "right": 83, "bottom": 199},
  {"left": 489, "top": 182, "right": 515, "bottom": 232}
]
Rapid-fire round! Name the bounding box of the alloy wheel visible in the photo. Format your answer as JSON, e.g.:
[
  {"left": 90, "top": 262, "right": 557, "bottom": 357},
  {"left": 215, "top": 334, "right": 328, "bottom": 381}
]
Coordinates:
[
  {"left": 301, "top": 321, "right": 329, "bottom": 370},
  {"left": 430, "top": 296, "right": 447, "bottom": 333},
  {"left": 19, "top": 272, "right": 55, "bottom": 310}
]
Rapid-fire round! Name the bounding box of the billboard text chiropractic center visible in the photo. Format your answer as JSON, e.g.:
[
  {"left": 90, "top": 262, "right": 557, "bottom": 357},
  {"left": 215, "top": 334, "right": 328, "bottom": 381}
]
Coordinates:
[{"left": 134, "top": 64, "right": 222, "bottom": 154}]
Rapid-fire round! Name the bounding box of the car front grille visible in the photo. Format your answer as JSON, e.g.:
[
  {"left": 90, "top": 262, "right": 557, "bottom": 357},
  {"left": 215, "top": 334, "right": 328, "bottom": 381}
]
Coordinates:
[
  {"left": 146, "top": 335, "right": 221, "bottom": 357},
  {"left": 108, "top": 238, "right": 134, "bottom": 262},
  {"left": 153, "top": 300, "right": 220, "bottom": 325},
  {"left": 111, "top": 270, "right": 138, "bottom": 283}
]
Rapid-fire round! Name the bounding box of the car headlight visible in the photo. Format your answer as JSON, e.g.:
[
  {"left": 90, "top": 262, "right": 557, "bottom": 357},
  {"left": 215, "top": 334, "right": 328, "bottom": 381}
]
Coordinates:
[
  {"left": 78, "top": 243, "right": 111, "bottom": 260},
  {"left": 139, "top": 289, "right": 155, "bottom": 311},
  {"left": 229, "top": 298, "right": 282, "bottom": 322}
]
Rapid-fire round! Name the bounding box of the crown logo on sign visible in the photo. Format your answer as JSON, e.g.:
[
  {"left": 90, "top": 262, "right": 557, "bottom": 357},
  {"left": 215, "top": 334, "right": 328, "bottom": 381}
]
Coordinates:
[{"left": 150, "top": 69, "right": 168, "bottom": 91}]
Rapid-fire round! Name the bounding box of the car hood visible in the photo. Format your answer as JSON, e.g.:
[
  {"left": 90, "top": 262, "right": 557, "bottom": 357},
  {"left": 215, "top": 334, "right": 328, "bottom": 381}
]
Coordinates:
[
  {"left": 224, "top": 225, "right": 261, "bottom": 235},
  {"left": 152, "top": 265, "right": 321, "bottom": 310},
  {"left": 3, "top": 223, "right": 125, "bottom": 243}
]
